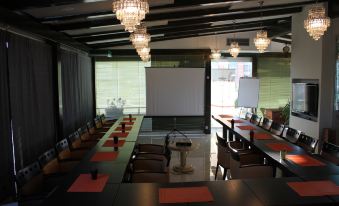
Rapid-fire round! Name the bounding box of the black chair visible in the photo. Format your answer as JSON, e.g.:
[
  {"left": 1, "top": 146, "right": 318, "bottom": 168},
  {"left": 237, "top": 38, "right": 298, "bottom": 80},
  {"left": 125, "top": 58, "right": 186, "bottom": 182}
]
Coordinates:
[
  {"left": 69, "top": 130, "right": 96, "bottom": 150},
  {"left": 215, "top": 133, "right": 230, "bottom": 180},
  {"left": 56, "top": 139, "right": 86, "bottom": 161},
  {"left": 319, "top": 142, "right": 339, "bottom": 165},
  {"left": 244, "top": 112, "right": 252, "bottom": 121},
  {"left": 270, "top": 122, "right": 285, "bottom": 136},
  {"left": 261, "top": 117, "right": 273, "bottom": 131},
  {"left": 281, "top": 127, "right": 302, "bottom": 143},
  {"left": 250, "top": 114, "right": 262, "bottom": 126},
  {"left": 38, "top": 148, "right": 78, "bottom": 176},
  {"left": 295, "top": 134, "right": 318, "bottom": 153},
  {"left": 78, "top": 126, "right": 99, "bottom": 143},
  {"left": 87, "top": 121, "right": 105, "bottom": 139}
]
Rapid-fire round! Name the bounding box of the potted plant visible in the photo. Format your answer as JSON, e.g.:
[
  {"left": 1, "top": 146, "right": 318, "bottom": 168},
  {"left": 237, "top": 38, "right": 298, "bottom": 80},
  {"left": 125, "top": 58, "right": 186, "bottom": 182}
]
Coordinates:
[
  {"left": 105, "top": 98, "right": 126, "bottom": 119},
  {"left": 281, "top": 101, "right": 290, "bottom": 125}
]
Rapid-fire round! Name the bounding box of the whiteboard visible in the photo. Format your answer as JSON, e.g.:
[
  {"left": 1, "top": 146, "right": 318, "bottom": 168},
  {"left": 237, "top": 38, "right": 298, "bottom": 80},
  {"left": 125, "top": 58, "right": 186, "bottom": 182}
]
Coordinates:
[
  {"left": 237, "top": 78, "right": 260, "bottom": 108},
  {"left": 146, "top": 67, "right": 205, "bottom": 116}
]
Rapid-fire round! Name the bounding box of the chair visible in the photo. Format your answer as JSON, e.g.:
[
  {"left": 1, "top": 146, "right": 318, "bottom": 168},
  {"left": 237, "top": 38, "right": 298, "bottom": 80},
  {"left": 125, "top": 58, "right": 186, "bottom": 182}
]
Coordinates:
[
  {"left": 67, "top": 131, "right": 95, "bottom": 151},
  {"left": 94, "top": 117, "right": 109, "bottom": 132},
  {"left": 215, "top": 133, "right": 230, "bottom": 180},
  {"left": 38, "top": 148, "right": 78, "bottom": 176},
  {"left": 87, "top": 121, "right": 105, "bottom": 139},
  {"left": 78, "top": 126, "right": 99, "bottom": 143},
  {"left": 245, "top": 112, "right": 252, "bottom": 121},
  {"left": 269, "top": 122, "right": 285, "bottom": 136},
  {"left": 261, "top": 118, "right": 273, "bottom": 131},
  {"left": 319, "top": 142, "right": 339, "bottom": 165},
  {"left": 227, "top": 145, "right": 273, "bottom": 179},
  {"left": 281, "top": 127, "right": 302, "bottom": 143},
  {"left": 130, "top": 158, "right": 169, "bottom": 183},
  {"left": 99, "top": 114, "right": 116, "bottom": 127},
  {"left": 250, "top": 114, "right": 262, "bottom": 126},
  {"left": 55, "top": 139, "right": 87, "bottom": 161},
  {"left": 296, "top": 134, "right": 318, "bottom": 153}
]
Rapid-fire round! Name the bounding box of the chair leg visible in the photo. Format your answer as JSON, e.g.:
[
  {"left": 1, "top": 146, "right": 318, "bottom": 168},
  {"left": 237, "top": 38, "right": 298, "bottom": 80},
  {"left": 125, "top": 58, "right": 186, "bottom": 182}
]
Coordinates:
[
  {"left": 215, "top": 163, "right": 219, "bottom": 180},
  {"left": 223, "top": 169, "right": 227, "bottom": 180}
]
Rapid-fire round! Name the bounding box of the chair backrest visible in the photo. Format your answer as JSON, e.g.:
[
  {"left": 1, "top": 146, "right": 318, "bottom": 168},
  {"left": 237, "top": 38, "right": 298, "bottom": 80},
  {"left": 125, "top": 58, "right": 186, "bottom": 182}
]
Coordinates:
[
  {"left": 270, "top": 122, "right": 284, "bottom": 136},
  {"left": 216, "top": 132, "right": 226, "bottom": 147},
  {"left": 38, "top": 148, "right": 57, "bottom": 168},
  {"left": 16, "top": 162, "right": 41, "bottom": 187},
  {"left": 216, "top": 133, "right": 230, "bottom": 168},
  {"left": 320, "top": 142, "right": 339, "bottom": 165},
  {"left": 245, "top": 112, "right": 252, "bottom": 121},
  {"left": 56, "top": 138, "right": 70, "bottom": 153},
  {"left": 281, "top": 127, "right": 302, "bottom": 143},
  {"left": 94, "top": 117, "right": 102, "bottom": 129},
  {"left": 261, "top": 118, "right": 273, "bottom": 131},
  {"left": 67, "top": 131, "right": 82, "bottom": 150},
  {"left": 250, "top": 114, "right": 262, "bottom": 126},
  {"left": 296, "top": 134, "right": 318, "bottom": 153}
]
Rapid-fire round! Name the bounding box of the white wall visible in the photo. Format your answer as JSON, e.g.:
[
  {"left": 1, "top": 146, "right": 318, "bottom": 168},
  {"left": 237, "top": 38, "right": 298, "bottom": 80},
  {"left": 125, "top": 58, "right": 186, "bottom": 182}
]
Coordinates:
[{"left": 290, "top": 3, "right": 339, "bottom": 139}]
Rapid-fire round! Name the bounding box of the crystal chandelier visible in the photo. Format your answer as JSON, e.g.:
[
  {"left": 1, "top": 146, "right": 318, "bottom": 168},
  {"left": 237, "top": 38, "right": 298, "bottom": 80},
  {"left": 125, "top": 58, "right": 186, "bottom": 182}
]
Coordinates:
[
  {"left": 112, "top": 0, "right": 149, "bottom": 32},
  {"left": 210, "top": 50, "right": 221, "bottom": 60},
  {"left": 229, "top": 42, "right": 241, "bottom": 58},
  {"left": 130, "top": 23, "right": 151, "bottom": 49},
  {"left": 141, "top": 54, "right": 151, "bottom": 62},
  {"left": 254, "top": 30, "right": 271, "bottom": 53},
  {"left": 304, "top": 5, "right": 331, "bottom": 41}
]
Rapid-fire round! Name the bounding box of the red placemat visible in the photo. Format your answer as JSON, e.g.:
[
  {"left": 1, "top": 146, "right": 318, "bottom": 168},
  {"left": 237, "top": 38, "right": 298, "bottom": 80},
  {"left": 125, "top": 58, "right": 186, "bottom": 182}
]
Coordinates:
[
  {"left": 102, "top": 140, "right": 125, "bottom": 147},
  {"left": 253, "top": 133, "right": 273, "bottom": 140},
  {"left": 219, "top": 114, "right": 233, "bottom": 118},
  {"left": 67, "top": 174, "right": 109, "bottom": 193},
  {"left": 227, "top": 119, "right": 243, "bottom": 123},
  {"left": 109, "top": 132, "right": 129, "bottom": 138},
  {"left": 237, "top": 125, "right": 256, "bottom": 130},
  {"left": 90, "top": 152, "right": 119, "bottom": 162},
  {"left": 159, "top": 186, "right": 214, "bottom": 204},
  {"left": 120, "top": 122, "right": 134, "bottom": 125},
  {"left": 287, "top": 181, "right": 339, "bottom": 196},
  {"left": 266, "top": 143, "right": 294, "bottom": 151},
  {"left": 286, "top": 154, "right": 326, "bottom": 166},
  {"left": 115, "top": 126, "right": 132, "bottom": 131},
  {"left": 123, "top": 118, "right": 136, "bottom": 121}
]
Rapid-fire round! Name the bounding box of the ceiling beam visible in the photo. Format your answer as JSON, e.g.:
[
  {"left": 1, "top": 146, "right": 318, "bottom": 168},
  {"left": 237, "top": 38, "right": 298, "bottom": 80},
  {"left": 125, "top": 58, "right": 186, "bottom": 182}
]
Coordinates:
[
  {"left": 52, "top": 6, "right": 300, "bottom": 31},
  {"left": 78, "top": 17, "right": 290, "bottom": 43},
  {"left": 272, "top": 38, "right": 292, "bottom": 45}
]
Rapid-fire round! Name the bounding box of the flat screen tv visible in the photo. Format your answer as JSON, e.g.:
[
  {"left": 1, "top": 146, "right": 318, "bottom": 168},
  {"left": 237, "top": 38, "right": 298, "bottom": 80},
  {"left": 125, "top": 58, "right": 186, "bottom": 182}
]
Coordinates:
[{"left": 291, "top": 79, "right": 319, "bottom": 122}]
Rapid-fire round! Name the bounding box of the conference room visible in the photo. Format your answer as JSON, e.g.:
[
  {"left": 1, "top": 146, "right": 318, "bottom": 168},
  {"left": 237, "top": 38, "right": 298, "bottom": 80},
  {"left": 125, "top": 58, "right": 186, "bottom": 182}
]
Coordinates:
[{"left": 1, "top": 0, "right": 339, "bottom": 205}]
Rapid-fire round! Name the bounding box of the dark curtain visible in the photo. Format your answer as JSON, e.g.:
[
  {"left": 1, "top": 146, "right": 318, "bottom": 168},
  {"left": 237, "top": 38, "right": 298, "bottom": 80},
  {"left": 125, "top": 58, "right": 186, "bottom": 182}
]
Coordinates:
[
  {"left": 0, "top": 31, "right": 15, "bottom": 200},
  {"left": 8, "top": 34, "right": 56, "bottom": 169},
  {"left": 61, "top": 50, "right": 94, "bottom": 137}
]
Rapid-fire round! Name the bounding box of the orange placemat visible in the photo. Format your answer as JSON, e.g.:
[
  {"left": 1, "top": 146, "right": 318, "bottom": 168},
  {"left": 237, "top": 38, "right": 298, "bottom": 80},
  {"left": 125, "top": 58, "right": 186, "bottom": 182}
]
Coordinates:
[
  {"left": 253, "top": 133, "right": 273, "bottom": 140},
  {"left": 159, "top": 186, "right": 214, "bottom": 204},
  {"left": 287, "top": 181, "right": 339, "bottom": 196},
  {"left": 90, "top": 152, "right": 119, "bottom": 162},
  {"left": 123, "top": 118, "right": 136, "bottom": 121},
  {"left": 266, "top": 143, "right": 294, "bottom": 151},
  {"left": 219, "top": 114, "right": 233, "bottom": 118},
  {"left": 109, "top": 132, "right": 129, "bottom": 138},
  {"left": 227, "top": 119, "right": 243, "bottom": 124},
  {"left": 286, "top": 154, "right": 326, "bottom": 166},
  {"left": 115, "top": 126, "right": 132, "bottom": 131},
  {"left": 120, "top": 122, "right": 134, "bottom": 125},
  {"left": 237, "top": 125, "right": 256, "bottom": 130},
  {"left": 102, "top": 140, "right": 125, "bottom": 147},
  {"left": 67, "top": 174, "right": 109, "bottom": 193}
]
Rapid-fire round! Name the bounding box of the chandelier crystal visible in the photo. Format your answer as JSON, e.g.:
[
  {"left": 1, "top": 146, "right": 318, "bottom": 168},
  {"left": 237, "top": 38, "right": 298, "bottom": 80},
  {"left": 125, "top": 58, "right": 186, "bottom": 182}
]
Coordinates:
[
  {"left": 112, "top": 0, "right": 149, "bottom": 32},
  {"left": 137, "top": 46, "right": 150, "bottom": 57},
  {"left": 229, "top": 42, "right": 241, "bottom": 58},
  {"left": 130, "top": 24, "right": 151, "bottom": 49},
  {"left": 210, "top": 49, "right": 221, "bottom": 60},
  {"left": 304, "top": 5, "right": 331, "bottom": 41},
  {"left": 254, "top": 30, "right": 271, "bottom": 53},
  {"left": 141, "top": 54, "right": 151, "bottom": 62}
]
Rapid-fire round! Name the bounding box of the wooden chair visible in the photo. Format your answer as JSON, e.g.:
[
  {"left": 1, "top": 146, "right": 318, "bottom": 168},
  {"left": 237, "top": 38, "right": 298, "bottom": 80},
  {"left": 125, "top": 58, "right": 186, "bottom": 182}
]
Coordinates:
[
  {"left": 281, "top": 127, "right": 302, "bottom": 143},
  {"left": 56, "top": 139, "right": 86, "bottom": 161},
  {"left": 261, "top": 117, "right": 273, "bottom": 131},
  {"left": 77, "top": 126, "right": 99, "bottom": 143},
  {"left": 319, "top": 142, "right": 339, "bottom": 165},
  {"left": 99, "top": 114, "right": 116, "bottom": 127},
  {"left": 87, "top": 121, "right": 105, "bottom": 139},
  {"left": 250, "top": 114, "right": 262, "bottom": 126},
  {"left": 38, "top": 148, "right": 77, "bottom": 176},
  {"left": 245, "top": 112, "right": 252, "bottom": 121},
  {"left": 67, "top": 131, "right": 95, "bottom": 151},
  {"left": 94, "top": 117, "right": 109, "bottom": 132},
  {"left": 270, "top": 122, "right": 285, "bottom": 136},
  {"left": 215, "top": 133, "right": 230, "bottom": 180},
  {"left": 296, "top": 134, "right": 318, "bottom": 153}
]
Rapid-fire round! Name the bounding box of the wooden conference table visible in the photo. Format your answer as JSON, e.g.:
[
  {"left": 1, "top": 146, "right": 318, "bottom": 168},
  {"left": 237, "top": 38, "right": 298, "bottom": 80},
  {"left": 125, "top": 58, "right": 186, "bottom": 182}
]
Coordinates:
[{"left": 41, "top": 115, "right": 339, "bottom": 206}]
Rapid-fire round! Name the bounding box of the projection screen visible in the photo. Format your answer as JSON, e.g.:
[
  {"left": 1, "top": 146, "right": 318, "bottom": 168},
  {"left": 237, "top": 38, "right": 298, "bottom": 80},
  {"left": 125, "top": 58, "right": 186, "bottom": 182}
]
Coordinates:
[{"left": 146, "top": 67, "right": 205, "bottom": 116}]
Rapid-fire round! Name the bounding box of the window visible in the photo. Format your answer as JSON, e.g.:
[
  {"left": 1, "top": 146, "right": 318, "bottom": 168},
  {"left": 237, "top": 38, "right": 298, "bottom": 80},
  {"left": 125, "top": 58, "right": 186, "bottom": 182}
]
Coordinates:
[
  {"left": 95, "top": 60, "right": 150, "bottom": 117},
  {"left": 335, "top": 38, "right": 339, "bottom": 110}
]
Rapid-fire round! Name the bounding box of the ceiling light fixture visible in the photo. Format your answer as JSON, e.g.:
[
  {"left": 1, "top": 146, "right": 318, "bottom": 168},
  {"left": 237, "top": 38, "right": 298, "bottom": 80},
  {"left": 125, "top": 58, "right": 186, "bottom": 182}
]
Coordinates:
[
  {"left": 254, "top": 1, "right": 271, "bottom": 53},
  {"left": 112, "top": 0, "right": 149, "bottom": 32},
  {"left": 130, "top": 23, "right": 151, "bottom": 49},
  {"left": 229, "top": 20, "right": 241, "bottom": 58},
  {"left": 304, "top": 3, "right": 331, "bottom": 41},
  {"left": 210, "top": 33, "right": 221, "bottom": 60}
]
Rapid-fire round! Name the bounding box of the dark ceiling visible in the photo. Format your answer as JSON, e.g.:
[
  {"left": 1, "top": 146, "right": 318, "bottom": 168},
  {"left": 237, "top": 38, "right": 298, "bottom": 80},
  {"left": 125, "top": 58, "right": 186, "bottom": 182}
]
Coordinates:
[{"left": 0, "top": 0, "right": 336, "bottom": 51}]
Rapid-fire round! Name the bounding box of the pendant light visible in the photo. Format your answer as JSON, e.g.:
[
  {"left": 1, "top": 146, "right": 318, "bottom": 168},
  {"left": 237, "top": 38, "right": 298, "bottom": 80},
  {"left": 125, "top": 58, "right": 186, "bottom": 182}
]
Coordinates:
[{"left": 254, "top": 1, "right": 271, "bottom": 53}]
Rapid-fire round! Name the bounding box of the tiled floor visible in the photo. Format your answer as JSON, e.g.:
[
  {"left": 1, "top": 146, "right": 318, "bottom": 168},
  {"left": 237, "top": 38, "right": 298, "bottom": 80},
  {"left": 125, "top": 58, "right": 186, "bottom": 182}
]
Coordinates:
[{"left": 138, "top": 126, "right": 225, "bottom": 183}]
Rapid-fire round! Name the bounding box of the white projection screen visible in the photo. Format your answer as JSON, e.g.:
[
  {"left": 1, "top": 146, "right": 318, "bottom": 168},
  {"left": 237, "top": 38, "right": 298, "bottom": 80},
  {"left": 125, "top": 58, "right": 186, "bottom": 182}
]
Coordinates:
[{"left": 146, "top": 67, "right": 205, "bottom": 116}]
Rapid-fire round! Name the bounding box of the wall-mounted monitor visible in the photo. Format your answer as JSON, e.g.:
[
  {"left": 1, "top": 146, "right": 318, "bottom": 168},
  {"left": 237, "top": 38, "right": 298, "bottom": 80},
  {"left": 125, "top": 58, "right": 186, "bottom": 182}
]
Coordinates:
[{"left": 291, "top": 79, "right": 319, "bottom": 122}]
